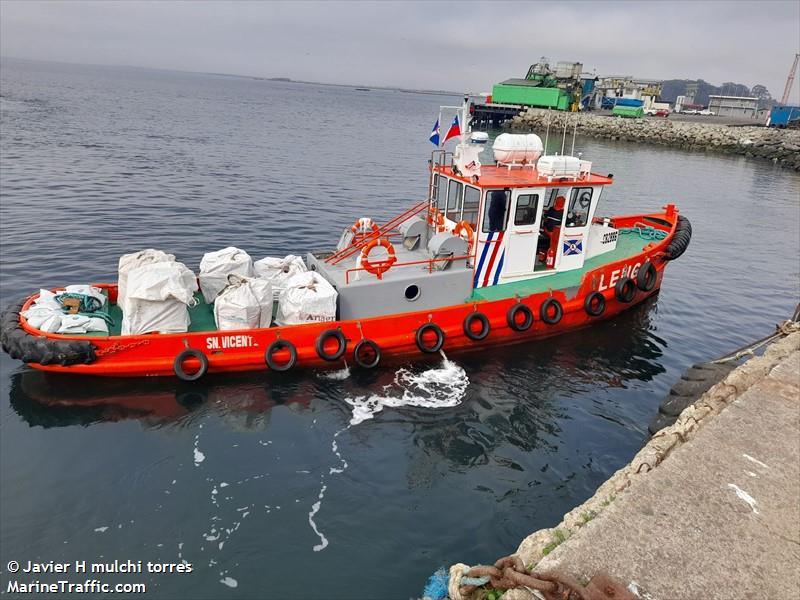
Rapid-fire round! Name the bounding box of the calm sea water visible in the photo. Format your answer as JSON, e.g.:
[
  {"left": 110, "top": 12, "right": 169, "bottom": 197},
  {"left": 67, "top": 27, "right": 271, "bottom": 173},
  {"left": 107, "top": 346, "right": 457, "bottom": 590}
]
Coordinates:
[{"left": 1, "top": 59, "right": 798, "bottom": 599}]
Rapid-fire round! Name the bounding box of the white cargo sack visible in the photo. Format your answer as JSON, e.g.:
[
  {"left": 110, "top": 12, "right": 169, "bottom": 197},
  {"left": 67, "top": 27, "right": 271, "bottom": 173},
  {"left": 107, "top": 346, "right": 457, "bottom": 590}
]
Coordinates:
[
  {"left": 22, "top": 306, "right": 62, "bottom": 333},
  {"left": 118, "top": 249, "right": 175, "bottom": 307},
  {"left": 214, "top": 277, "right": 273, "bottom": 331},
  {"left": 276, "top": 271, "right": 337, "bottom": 326},
  {"left": 122, "top": 262, "right": 198, "bottom": 335},
  {"left": 253, "top": 255, "right": 307, "bottom": 300},
  {"left": 199, "top": 247, "right": 254, "bottom": 303},
  {"left": 22, "top": 288, "right": 109, "bottom": 334},
  {"left": 57, "top": 314, "right": 109, "bottom": 334}
]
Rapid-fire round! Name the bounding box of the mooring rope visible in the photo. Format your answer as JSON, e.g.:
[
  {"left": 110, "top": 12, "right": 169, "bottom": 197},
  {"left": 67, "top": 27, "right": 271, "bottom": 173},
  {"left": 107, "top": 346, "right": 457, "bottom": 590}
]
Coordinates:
[
  {"left": 56, "top": 292, "right": 115, "bottom": 326},
  {"left": 712, "top": 308, "right": 800, "bottom": 364},
  {"left": 621, "top": 223, "right": 668, "bottom": 241}
]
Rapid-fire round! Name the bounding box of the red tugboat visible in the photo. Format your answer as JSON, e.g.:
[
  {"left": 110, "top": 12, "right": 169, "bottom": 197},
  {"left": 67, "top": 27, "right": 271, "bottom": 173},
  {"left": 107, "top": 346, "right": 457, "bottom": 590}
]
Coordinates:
[{"left": 1, "top": 98, "right": 691, "bottom": 379}]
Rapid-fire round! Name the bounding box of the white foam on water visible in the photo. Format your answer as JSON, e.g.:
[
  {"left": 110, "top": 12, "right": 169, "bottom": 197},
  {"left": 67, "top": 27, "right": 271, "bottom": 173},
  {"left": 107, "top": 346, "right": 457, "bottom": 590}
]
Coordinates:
[
  {"left": 319, "top": 364, "right": 351, "bottom": 380},
  {"left": 343, "top": 356, "right": 469, "bottom": 425},
  {"left": 220, "top": 577, "right": 238, "bottom": 588},
  {"left": 308, "top": 484, "right": 329, "bottom": 552},
  {"left": 306, "top": 427, "right": 351, "bottom": 552},
  {"left": 193, "top": 427, "right": 206, "bottom": 466}
]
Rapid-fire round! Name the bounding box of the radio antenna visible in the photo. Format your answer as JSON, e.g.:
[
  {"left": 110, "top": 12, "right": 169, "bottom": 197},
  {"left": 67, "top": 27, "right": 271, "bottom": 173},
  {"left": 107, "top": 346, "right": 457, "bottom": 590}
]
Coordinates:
[
  {"left": 544, "top": 109, "right": 551, "bottom": 154},
  {"left": 570, "top": 114, "right": 578, "bottom": 155},
  {"left": 560, "top": 114, "right": 568, "bottom": 154}
]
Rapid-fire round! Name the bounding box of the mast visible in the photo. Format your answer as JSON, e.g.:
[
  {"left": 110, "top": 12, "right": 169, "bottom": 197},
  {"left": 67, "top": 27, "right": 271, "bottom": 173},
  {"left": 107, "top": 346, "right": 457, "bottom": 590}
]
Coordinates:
[{"left": 460, "top": 95, "right": 471, "bottom": 144}]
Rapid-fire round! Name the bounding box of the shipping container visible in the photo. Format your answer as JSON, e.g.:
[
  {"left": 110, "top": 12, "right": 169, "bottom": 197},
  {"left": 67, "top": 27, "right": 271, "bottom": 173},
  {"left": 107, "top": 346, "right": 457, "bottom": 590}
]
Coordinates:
[
  {"left": 612, "top": 105, "right": 644, "bottom": 118},
  {"left": 491, "top": 84, "right": 571, "bottom": 110},
  {"left": 767, "top": 105, "right": 800, "bottom": 128}
]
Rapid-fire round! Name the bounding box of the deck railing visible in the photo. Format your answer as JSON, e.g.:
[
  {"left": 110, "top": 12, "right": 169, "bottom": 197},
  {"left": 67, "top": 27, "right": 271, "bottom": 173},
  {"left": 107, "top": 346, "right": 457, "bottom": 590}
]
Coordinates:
[
  {"left": 344, "top": 254, "right": 472, "bottom": 284},
  {"left": 324, "top": 199, "right": 430, "bottom": 266}
]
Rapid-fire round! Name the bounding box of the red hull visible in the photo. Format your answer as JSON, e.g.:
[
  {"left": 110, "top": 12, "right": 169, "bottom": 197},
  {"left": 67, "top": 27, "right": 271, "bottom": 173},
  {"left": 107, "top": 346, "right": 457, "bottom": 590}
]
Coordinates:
[{"left": 17, "top": 210, "right": 679, "bottom": 378}]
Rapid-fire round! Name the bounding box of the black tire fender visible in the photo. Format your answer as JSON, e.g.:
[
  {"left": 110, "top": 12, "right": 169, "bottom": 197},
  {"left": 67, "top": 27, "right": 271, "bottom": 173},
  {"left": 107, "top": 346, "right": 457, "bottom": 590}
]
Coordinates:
[
  {"left": 173, "top": 349, "right": 209, "bottom": 381},
  {"left": 416, "top": 323, "right": 445, "bottom": 353},
  {"left": 540, "top": 298, "right": 563, "bottom": 325},
  {"left": 353, "top": 339, "right": 381, "bottom": 369},
  {"left": 664, "top": 215, "right": 692, "bottom": 260},
  {"left": 636, "top": 260, "right": 657, "bottom": 292},
  {"left": 315, "top": 329, "right": 347, "bottom": 361},
  {"left": 584, "top": 291, "right": 606, "bottom": 317},
  {"left": 265, "top": 339, "right": 297, "bottom": 372},
  {"left": 507, "top": 302, "right": 534, "bottom": 332},
  {"left": 463, "top": 312, "right": 490, "bottom": 341},
  {"left": 615, "top": 277, "right": 636, "bottom": 303}
]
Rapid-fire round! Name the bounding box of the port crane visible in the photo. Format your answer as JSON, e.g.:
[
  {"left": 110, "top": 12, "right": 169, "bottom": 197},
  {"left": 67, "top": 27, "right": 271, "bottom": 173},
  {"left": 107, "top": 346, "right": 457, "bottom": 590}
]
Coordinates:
[{"left": 779, "top": 53, "right": 799, "bottom": 105}]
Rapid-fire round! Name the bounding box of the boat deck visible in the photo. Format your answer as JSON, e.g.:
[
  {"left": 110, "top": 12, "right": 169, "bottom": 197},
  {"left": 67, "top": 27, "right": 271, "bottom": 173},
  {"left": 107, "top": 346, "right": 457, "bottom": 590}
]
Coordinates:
[
  {"left": 71, "top": 229, "right": 651, "bottom": 337},
  {"left": 470, "top": 229, "right": 650, "bottom": 301}
]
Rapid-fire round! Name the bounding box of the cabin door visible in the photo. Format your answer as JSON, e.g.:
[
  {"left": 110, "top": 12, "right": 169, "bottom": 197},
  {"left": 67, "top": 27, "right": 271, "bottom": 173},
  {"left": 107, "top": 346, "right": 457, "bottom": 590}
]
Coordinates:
[
  {"left": 503, "top": 191, "right": 541, "bottom": 276},
  {"left": 559, "top": 186, "right": 595, "bottom": 272}
]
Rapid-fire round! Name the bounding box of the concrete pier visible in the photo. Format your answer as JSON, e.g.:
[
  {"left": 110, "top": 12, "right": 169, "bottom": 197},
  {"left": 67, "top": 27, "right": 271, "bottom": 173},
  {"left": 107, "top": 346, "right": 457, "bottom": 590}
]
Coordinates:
[{"left": 449, "top": 333, "right": 800, "bottom": 600}]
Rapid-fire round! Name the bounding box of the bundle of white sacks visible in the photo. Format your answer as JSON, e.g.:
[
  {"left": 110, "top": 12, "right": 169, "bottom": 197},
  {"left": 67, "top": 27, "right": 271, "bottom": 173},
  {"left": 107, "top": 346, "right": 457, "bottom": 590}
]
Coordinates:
[
  {"left": 21, "top": 286, "right": 110, "bottom": 334},
  {"left": 116, "top": 247, "right": 337, "bottom": 335}
]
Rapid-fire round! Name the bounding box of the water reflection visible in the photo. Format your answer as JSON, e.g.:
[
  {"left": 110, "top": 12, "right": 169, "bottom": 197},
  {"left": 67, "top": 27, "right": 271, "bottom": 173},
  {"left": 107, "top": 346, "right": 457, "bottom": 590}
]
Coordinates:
[
  {"left": 406, "top": 297, "right": 666, "bottom": 469},
  {"left": 10, "top": 371, "right": 311, "bottom": 429}
]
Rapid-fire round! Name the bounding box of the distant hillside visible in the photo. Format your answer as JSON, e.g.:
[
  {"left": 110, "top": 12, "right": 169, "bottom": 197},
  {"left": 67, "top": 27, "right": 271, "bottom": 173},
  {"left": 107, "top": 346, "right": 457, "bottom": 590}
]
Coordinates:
[{"left": 660, "top": 79, "right": 773, "bottom": 108}]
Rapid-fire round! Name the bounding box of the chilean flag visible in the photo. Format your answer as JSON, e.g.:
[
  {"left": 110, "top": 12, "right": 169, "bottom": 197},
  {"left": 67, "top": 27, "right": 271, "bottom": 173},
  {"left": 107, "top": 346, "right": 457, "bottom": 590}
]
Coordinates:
[
  {"left": 429, "top": 119, "right": 440, "bottom": 146},
  {"left": 443, "top": 115, "right": 460, "bottom": 144}
]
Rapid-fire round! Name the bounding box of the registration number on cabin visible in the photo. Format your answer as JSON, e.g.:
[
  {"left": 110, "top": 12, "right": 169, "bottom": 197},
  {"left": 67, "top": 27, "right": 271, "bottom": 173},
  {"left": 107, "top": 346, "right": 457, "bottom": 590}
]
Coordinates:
[
  {"left": 206, "top": 335, "right": 256, "bottom": 350},
  {"left": 602, "top": 231, "right": 618, "bottom": 244}
]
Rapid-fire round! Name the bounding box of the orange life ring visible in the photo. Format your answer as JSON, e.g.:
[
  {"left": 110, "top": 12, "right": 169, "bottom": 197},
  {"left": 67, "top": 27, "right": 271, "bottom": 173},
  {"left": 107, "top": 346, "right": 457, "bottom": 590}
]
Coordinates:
[
  {"left": 453, "top": 220, "right": 475, "bottom": 248},
  {"left": 360, "top": 238, "right": 396, "bottom": 278},
  {"left": 427, "top": 208, "right": 445, "bottom": 232},
  {"left": 350, "top": 217, "right": 380, "bottom": 240}
]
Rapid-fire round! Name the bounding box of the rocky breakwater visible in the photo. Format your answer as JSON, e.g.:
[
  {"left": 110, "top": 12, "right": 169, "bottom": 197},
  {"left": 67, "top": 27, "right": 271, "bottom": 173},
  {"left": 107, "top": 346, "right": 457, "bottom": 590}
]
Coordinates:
[{"left": 509, "top": 108, "right": 800, "bottom": 171}]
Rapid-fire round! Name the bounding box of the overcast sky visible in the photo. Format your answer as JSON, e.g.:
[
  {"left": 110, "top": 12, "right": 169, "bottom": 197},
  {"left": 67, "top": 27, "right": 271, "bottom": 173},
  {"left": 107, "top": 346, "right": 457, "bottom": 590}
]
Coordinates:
[{"left": 1, "top": 1, "right": 798, "bottom": 102}]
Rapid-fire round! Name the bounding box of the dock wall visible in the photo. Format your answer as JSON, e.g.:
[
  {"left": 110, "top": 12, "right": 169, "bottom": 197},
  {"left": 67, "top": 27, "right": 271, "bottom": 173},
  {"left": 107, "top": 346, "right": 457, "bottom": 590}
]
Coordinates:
[{"left": 445, "top": 331, "right": 799, "bottom": 600}]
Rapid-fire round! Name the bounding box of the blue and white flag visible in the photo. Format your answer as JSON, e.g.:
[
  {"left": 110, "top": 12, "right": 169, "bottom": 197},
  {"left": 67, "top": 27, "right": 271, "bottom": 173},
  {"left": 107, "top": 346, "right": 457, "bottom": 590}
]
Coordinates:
[
  {"left": 563, "top": 238, "right": 583, "bottom": 255},
  {"left": 429, "top": 119, "right": 440, "bottom": 146}
]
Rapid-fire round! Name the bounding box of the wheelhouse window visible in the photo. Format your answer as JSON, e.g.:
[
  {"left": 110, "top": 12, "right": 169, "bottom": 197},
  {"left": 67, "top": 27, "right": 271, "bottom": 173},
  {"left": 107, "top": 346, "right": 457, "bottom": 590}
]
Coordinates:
[
  {"left": 461, "top": 185, "right": 480, "bottom": 226},
  {"left": 514, "top": 194, "right": 539, "bottom": 226},
  {"left": 481, "top": 189, "right": 510, "bottom": 233},
  {"left": 446, "top": 179, "right": 463, "bottom": 222},
  {"left": 542, "top": 188, "right": 568, "bottom": 233},
  {"left": 543, "top": 187, "right": 563, "bottom": 210},
  {"left": 567, "top": 187, "right": 593, "bottom": 228},
  {"left": 434, "top": 175, "right": 447, "bottom": 211}
]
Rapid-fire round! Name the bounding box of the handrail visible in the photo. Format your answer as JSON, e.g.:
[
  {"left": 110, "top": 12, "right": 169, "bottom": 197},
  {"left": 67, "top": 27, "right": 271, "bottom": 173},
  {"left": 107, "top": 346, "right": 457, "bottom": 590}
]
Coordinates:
[
  {"left": 345, "top": 253, "right": 473, "bottom": 284},
  {"left": 325, "top": 199, "right": 429, "bottom": 265}
]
